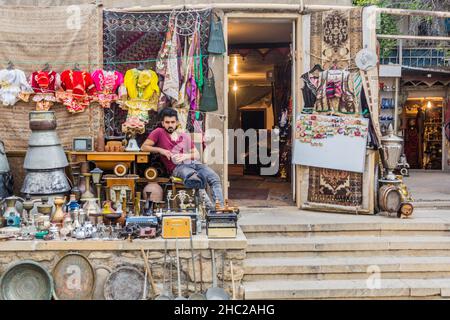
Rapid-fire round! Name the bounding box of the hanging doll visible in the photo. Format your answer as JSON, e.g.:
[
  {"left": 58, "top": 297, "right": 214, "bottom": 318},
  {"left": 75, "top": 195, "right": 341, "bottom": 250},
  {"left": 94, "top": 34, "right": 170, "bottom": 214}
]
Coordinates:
[
  {"left": 30, "top": 68, "right": 60, "bottom": 111},
  {"left": 91, "top": 69, "right": 124, "bottom": 108},
  {"left": 57, "top": 67, "right": 96, "bottom": 113},
  {"left": 0, "top": 62, "right": 34, "bottom": 106}
]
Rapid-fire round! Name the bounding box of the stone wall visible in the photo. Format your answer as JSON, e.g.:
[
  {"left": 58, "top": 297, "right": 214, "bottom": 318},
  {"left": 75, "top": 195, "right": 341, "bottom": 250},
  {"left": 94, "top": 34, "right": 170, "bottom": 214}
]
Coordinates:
[
  {"left": 0, "top": 232, "right": 247, "bottom": 300},
  {"left": 0, "top": 248, "right": 245, "bottom": 299}
]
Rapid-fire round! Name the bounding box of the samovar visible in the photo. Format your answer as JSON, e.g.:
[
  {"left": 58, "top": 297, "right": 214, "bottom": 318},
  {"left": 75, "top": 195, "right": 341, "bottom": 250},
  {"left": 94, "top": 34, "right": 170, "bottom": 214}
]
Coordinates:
[
  {"left": 378, "top": 125, "right": 413, "bottom": 217},
  {"left": 21, "top": 111, "right": 71, "bottom": 196},
  {"left": 380, "top": 124, "right": 403, "bottom": 183}
]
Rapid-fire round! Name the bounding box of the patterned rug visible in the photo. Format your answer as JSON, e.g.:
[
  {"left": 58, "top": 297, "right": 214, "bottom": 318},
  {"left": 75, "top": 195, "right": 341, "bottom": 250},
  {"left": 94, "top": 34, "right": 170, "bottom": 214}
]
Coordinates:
[
  {"left": 308, "top": 166, "right": 363, "bottom": 207},
  {"left": 310, "top": 7, "right": 362, "bottom": 70}
]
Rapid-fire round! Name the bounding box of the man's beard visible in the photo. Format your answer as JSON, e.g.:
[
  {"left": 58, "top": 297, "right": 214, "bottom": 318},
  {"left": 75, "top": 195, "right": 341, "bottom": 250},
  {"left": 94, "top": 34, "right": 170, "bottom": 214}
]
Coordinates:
[{"left": 164, "top": 127, "right": 175, "bottom": 133}]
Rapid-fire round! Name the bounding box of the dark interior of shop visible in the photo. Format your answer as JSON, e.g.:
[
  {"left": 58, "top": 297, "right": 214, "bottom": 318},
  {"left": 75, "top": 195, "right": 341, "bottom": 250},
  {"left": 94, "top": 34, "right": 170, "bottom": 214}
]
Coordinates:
[{"left": 226, "top": 18, "right": 294, "bottom": 206}]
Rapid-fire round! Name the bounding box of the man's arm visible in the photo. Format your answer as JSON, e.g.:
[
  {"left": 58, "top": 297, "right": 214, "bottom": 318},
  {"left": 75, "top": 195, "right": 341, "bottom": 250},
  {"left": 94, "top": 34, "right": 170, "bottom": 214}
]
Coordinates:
[
  {"left": 189, "top": 145, "right": 200, "bottom": 161},
  {"left": 141, "top": 138, "right": 172, "bottom": 160}
]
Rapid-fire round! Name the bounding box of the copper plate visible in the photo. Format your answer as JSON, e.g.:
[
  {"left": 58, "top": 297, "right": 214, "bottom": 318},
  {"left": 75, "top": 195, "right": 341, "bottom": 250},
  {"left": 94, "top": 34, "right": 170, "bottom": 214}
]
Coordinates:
[
  {"left": 52, "top": 253, "right": 95, "bottom": 300},
  {"left": 104, "top": 265, "right": 147, "bottom": 300},
  {"left": 0, "top": 260, "right": 53, "bottom": 300}
]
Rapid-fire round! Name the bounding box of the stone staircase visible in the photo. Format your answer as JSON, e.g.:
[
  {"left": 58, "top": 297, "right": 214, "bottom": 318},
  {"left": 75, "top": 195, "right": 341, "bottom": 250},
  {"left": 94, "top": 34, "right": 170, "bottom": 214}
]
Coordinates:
[{"left": 240, "top": 208, "right": 450, "bottom": 299}]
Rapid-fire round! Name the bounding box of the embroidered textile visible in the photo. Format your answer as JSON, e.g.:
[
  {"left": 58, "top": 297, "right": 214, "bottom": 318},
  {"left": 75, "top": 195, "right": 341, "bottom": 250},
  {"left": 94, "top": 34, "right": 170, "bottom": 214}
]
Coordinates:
[
  {"left": 120, "top": 68, "right": 160, "bottom": 124},
  {"left": 156, "top": 14, "right": 180, "bottom": 102},
  {"left": 92, "top": 69, "right": 124, "bottom": 108},
  {"left": 57, "top": 70, "right": 96, "bottom": 113},
  {"left": 314, "top": 69, "right": 361, "bottom": 115},
  {"left": 0, "top": 68, "right": 33, "bottom": 106},
  {"left": 29, "top": 70, "right": 60, "bottom": 110}
]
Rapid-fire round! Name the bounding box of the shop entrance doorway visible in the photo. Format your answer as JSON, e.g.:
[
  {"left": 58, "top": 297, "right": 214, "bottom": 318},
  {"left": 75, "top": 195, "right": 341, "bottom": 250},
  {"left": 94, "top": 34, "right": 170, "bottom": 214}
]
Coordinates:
[
  {"left": 226, "top": 17, "right": 295, "bottom": 207},
  {"left": 402, "top": 97, "right": 444, "bottom": 170}
]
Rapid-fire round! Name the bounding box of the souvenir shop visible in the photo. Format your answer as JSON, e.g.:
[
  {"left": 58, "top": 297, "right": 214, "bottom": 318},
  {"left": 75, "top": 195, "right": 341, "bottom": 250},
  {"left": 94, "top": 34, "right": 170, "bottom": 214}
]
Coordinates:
[
  {"left": 399, "top": 69, "right": 450, "bottom": 171},
  {"left": 0, "top": 5, "right": 243, "bottom": 301},
  {"left": 0, "top": 3, "right": 421, "bottom": 300}
]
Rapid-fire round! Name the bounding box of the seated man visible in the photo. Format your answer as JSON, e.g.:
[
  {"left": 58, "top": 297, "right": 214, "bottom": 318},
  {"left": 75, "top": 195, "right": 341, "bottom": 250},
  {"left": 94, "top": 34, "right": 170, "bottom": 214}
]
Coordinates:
[{"left": 141, "top": 107, "right": 224, "bottom": 210}]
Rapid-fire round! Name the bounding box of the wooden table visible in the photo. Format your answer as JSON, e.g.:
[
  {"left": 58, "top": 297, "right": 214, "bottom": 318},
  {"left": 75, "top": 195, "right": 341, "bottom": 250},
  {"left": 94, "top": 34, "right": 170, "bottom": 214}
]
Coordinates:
[{"left": 68, "top": 151, "right": 150, "bottom": 174}]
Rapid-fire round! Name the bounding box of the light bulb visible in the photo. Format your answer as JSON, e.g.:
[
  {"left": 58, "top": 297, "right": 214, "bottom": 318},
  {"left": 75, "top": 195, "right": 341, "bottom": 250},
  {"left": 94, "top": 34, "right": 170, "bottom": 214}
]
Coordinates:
[{"left": 232, "top": 81, "right": 238, "bottom": 92}]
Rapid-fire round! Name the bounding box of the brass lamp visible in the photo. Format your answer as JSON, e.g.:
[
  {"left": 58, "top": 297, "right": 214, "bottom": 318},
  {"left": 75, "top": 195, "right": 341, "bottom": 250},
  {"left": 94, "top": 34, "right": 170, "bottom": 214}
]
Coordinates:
[{"left": 90, "top": 167, "right": 103, "bottom": 206}]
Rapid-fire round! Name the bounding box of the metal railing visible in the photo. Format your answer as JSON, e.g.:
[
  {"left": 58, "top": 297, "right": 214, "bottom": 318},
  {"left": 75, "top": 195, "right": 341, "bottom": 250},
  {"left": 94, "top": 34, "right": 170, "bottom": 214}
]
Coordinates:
[{"left": 380, "top": 41, "right": 450, "bottom": 68}]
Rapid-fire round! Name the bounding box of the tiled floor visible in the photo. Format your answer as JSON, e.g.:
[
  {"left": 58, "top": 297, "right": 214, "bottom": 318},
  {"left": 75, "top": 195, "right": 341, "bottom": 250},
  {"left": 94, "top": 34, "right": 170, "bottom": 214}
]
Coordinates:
[
  {"left": 403, "top": 170, "right": 450, "bottom": 202},
  {"left": 228, "top": 175, "right": 295, "bottom": 207}
]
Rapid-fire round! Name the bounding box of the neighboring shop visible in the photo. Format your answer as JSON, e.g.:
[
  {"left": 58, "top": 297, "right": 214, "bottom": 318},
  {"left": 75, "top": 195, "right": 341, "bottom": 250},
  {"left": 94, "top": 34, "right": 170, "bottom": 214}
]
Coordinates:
[{"left": 400, "top": 70, "right": 449, "bottom": 171}]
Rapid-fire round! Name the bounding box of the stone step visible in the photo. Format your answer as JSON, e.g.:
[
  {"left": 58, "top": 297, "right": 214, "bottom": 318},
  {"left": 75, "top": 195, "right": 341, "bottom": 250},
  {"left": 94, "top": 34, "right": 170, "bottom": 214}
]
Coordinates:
[
  {"left": 244, "top": 271, "right": 450, "bottom": 281},
  {"left": 244, "top": 256, "right": 450, "bottom": 279},
  {"left": 241, "top": 222, "right": 450, "bottom": 237},
  {"left": 245, "top": 230, "right": 450, "bottom": 238},
  {"left": 247, "top": 236, "right": 450, "bottom": 253},
  {"left": 246, "top": 249, "right": 450, "bottom": 259},
  {"left": 243, "top": 278, "right": 450, "bottom": 300},
  {"left": 413, "top": 201, "right": 450, "bottom": 209}
]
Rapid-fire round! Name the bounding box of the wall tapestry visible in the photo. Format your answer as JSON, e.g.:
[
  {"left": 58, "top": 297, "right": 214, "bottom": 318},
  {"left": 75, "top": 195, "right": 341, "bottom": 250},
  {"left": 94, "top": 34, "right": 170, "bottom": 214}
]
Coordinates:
[
  {"left": 0, "top": 4, "right": 102, "bottom": 151},
  {"left": 310, "top": 8, "right": 363, "bottom": 70},
  {"left": 308, "top": 166, "right": 363, "bottom": 207}
]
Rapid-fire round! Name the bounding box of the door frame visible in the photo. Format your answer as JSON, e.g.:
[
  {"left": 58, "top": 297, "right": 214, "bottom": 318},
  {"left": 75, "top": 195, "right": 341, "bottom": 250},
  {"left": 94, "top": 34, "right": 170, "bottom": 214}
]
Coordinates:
[{"left": 223, "top": 12, "right": 302, "bottom": 200}]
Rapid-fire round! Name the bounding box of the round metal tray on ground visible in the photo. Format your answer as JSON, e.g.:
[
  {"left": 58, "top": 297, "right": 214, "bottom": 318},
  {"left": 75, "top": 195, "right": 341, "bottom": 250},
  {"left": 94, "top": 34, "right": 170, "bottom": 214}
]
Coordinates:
[
  {"left": 104, "top": 265, "right": 147, "bottom": 300},
  {"left": 52, "top": 253, "right": 95, "bottom": 300},
  {"left": 0, "top": 260, "right": 53, "bottom": 300}
]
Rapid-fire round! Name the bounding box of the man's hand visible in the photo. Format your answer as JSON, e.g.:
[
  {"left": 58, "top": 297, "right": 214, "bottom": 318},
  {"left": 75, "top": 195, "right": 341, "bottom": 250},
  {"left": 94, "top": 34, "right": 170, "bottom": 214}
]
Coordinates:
[
  {"left": 171, "top": 153, "right": 189, "bottom": 164},
  {"left": 159, "top": 148, "right": 172, "bottom": 160}
]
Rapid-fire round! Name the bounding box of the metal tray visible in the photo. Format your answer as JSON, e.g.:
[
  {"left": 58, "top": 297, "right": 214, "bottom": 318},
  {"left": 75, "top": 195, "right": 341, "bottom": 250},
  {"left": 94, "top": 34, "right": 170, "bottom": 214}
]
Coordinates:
[
  {"left": 52, "top": 252, "right": 95, "bottom": 300},
  {"left": 104, "top": 265, "right": 147, "bottom": 300},
  {"left": 0, "top": 260, "right": 53, "bottom": 300}
]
